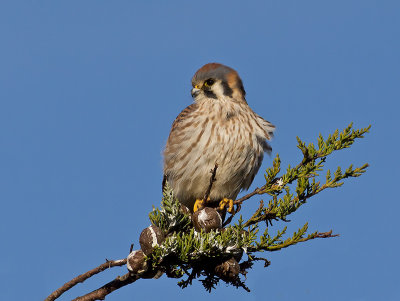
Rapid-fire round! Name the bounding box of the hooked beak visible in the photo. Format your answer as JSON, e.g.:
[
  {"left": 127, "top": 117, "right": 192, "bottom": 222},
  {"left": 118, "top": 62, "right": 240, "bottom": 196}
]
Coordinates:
[{"left": 191, "top": 86, "right": 201, "bottom": 98}]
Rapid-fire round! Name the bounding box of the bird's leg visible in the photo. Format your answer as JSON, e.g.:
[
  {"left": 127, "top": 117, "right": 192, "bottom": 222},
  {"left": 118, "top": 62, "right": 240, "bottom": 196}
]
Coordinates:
[
  {"left": 218, "top": 198, "right": 234, "bottom": 214},
  {"left": 193, "top": 197, "right": 210, "bottom": 212}
]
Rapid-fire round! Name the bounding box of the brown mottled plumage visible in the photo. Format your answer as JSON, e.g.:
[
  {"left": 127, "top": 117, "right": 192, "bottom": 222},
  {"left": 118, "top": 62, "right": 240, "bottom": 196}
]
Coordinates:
[{"left": 163, "top": 63, "right": 275, "bottom": 210}]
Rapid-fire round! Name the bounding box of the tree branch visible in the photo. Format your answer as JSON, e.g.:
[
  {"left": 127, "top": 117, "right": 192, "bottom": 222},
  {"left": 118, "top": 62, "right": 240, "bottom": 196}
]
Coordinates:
[
  {"left": 234, "top": 187, "right": 265, "bottom": 205},
  {"left": 72, "top": 272, "right": 139, "bottom": 301},
  {"left": 263, "top": 230, "right": 339, "bottom": 251},
  {"left": 203, "top": 163, "right": 218, "bottom": 202},
  {"left": 45, "top": 124, "right": 369, "bottom": 300},
  {"left": 44, "top": 259, "right": 127, "bottom": 301}
]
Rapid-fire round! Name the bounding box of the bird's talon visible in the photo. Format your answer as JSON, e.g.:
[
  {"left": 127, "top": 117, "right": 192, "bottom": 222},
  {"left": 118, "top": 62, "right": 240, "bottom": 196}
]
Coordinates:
[
  {"left": 228, "top": 200, "right": 234, "bottom": 213},
  {"left": 219, "top": 198, "right": 234, "bottom": 214},
  {"left": 194, "top": 197, "right": 210, "bottom": 212},
  {"left": 193, "top": 199, "right": 204, "bottom": 212}
]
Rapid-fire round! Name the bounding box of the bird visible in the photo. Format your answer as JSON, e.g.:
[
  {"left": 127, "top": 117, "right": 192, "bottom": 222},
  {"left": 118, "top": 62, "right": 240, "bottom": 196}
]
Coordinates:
[{"left": 163, "top": 63, "right": 275, "bottom": 213}]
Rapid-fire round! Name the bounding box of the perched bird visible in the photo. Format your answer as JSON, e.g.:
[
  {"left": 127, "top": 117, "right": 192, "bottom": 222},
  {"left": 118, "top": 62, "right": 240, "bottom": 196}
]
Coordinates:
[{"left": 163, "top": 63, "right": 275, "bottom": 212}]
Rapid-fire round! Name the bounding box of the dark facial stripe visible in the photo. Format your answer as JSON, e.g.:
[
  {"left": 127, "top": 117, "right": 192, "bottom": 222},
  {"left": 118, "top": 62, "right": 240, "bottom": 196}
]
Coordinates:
[
  {"left": 221, "top": 81, "right": 233, "bottom": 98},
  {"left": 204, "top": 90, "right": 217, "bottom": 99}
]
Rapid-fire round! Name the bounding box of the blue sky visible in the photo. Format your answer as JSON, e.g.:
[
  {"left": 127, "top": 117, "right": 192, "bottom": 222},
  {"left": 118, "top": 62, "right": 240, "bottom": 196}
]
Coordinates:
[{"left": 1, "top": 1, "right": 399, "bottom": 300}]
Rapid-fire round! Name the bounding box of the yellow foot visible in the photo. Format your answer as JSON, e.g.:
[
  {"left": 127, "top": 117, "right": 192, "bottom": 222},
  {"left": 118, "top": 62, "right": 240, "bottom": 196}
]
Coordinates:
[
  {"left": 219, "top": 198, "right": 234, "bottom": 213},
  {"left": 193, "top": 197, "right": 210, "bottom": 212}
]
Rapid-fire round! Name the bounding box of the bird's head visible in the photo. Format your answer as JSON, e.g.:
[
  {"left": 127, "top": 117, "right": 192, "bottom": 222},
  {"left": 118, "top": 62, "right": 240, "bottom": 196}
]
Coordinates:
[{"left": 191, "top": 63, "right": 246, "bottom": 103}]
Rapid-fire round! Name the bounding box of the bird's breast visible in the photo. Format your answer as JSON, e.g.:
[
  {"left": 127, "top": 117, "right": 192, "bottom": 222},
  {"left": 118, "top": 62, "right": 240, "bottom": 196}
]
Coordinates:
[{"left": 164, "top": 102, "right": 267, "bottom": 208}]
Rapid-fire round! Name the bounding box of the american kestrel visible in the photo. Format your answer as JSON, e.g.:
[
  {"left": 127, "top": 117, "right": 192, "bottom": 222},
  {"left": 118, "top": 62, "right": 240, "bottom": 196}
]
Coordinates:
[{"left": 163, "top": 63, "right": 275, "bottom": 212}]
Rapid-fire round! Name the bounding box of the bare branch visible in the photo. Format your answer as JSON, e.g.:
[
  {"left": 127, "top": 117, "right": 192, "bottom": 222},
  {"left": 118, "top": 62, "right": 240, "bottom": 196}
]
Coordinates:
[
  {"left": 203, "top": 163, "right": 218, "bottom": 203},
  {"left": 72, "top": 273, "right": 139, "bottom": 301},
  {"left": 45, "top": 259, "right": 127, "bottom": 301},
  {"left": 234, "top": 187, "right": 265, "bottom": 205}
]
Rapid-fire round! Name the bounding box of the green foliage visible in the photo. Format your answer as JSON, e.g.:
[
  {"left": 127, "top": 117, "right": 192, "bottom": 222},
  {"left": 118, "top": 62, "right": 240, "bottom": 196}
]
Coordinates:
[
  {"left": 244, "top": 123, "right": 370, "bottom": 226},
  {"left": 144, "top": 123, "right": 370, "bottom": 292},
  {"left": 149, "top": 182, "right": 192, "bottom": 233}
]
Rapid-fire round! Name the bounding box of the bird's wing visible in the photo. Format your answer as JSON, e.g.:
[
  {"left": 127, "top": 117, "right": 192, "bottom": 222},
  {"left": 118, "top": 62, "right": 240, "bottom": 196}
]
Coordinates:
[
  {"left": 169, "top": 103, "right": 199, "bottom": 133},
  {"left": 163, "top": 103, "right": 199, "bottom": 190}
]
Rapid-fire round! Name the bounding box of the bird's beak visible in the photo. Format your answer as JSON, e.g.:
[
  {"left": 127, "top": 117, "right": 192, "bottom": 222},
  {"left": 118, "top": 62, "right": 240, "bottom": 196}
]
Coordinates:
[{"left": 191, "top": 87, "right": 201, "bottom": 98}]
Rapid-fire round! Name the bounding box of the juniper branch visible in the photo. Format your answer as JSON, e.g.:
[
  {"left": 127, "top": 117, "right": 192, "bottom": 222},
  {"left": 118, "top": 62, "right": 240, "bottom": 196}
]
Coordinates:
[
  {"left": 45, "top": 259, "right": 127, "bottom": 301},
  {"left": 235, "top": 123, "right": 370, "bottom": 205},
  {"left": 71, "top": 273, "right": 139, "bottom": 301},
  {"left": 45, "top": 123, "right": 370, "bottom": 300}
]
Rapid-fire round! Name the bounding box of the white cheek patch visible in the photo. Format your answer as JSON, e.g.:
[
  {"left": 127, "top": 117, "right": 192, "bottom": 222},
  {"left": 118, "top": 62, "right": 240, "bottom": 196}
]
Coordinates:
[{"left": 211, "top": 82, "right": 225, "bottom": 98}]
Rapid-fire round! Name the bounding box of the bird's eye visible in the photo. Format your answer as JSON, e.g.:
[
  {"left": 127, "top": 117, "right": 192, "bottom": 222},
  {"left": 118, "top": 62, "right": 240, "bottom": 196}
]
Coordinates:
[{"left": 204, "top": 79, "right": 215, "bottom": 87}]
